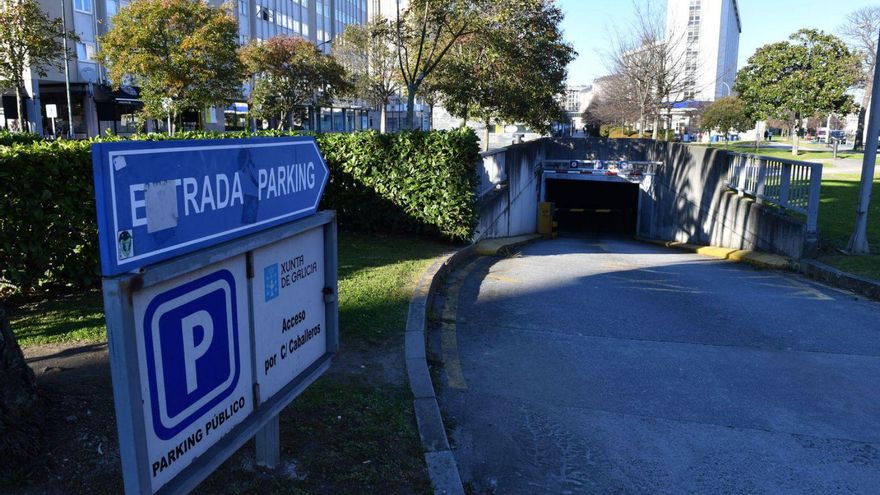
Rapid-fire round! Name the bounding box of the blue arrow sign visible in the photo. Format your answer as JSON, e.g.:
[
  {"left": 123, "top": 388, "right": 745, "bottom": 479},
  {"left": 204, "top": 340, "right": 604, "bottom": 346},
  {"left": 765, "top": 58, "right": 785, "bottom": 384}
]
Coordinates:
[{"left": 92, "top": 137, "right": 329, "bottom": 276}]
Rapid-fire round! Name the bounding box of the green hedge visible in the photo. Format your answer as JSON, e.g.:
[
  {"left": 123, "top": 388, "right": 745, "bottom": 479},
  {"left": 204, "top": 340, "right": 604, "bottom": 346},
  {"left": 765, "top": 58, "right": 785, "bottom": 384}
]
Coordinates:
[
  {"left": 0, "top": 129, "right": 479, "bottom": 292},
  {"left": 0, "top": 131, "right": 44, "bottom": 147}
]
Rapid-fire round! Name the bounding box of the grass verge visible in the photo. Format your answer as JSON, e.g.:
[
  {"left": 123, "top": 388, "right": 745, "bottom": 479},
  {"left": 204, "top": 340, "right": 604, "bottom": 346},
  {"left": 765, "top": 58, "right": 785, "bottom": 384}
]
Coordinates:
[
  {"left": 6, "top": 290, "right": 105, "bottom": 346},
  {"left": 817, "top": 174, "right": 880, "bottom": 280},
  {"left": 703, "top": 142, "right": 862, "bottom": 162}
]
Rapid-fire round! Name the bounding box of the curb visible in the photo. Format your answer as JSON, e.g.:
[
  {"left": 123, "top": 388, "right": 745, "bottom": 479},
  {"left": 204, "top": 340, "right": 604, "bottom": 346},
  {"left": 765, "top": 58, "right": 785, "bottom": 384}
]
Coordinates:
[
  {"left": 797, "top": 259, "right": 880, "bottom": 301},
  {"left": 474, "top": 234, "right": 543, "bottom": 256},
  {"left": 634, "top": 236, "right": 792, "bottom": 270},
  {"left": 404, "top": 236, "right": 543, "bottom": 494}
]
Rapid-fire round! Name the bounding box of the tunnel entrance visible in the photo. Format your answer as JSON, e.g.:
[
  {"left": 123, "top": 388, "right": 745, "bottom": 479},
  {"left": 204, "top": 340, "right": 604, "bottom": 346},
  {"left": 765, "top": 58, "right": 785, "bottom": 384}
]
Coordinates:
[{"left": 545, "top": 178, "right": 640, "bottom": 234}]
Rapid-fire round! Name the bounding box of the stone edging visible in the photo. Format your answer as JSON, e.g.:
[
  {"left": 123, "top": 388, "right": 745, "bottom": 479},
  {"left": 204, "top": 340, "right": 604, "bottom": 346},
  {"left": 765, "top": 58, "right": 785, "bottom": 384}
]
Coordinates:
[
  {"left": 405, "top": 245, "right": 477, "bottom": 495},
  {"left": 404, "top": 235, "right": 543, "bottom": 494},
  {"left": 797, "top": 259, "right": 880, "bottom": 301}
]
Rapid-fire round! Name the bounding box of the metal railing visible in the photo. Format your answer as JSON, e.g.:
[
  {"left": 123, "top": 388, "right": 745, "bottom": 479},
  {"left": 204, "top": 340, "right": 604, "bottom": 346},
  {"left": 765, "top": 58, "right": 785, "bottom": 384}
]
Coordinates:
[{"left": 726, "top": 153, "right": 822, "bottom": 236}]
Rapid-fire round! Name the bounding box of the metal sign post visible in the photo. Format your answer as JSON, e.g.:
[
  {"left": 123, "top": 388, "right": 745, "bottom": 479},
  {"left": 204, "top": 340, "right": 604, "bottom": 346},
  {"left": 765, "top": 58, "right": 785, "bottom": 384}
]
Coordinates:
[
  {"left": 46, "top": 104, "right": 57, "bottom": 137},
  {"left": 93, "top": 137, "right": 338, "bottom": 494},
  {"left": 847, "top": 29, "right": 880, "bottom": 254}
]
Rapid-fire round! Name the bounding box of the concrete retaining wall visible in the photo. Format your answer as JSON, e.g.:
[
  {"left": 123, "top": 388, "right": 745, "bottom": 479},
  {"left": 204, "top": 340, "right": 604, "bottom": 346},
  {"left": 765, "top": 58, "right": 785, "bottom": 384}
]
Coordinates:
[
  {"left": 475, "top": 141, "right": 544, "bottom": 241},
  {"left": 637, "top": 141, "right": 809, "bottom": 259}
]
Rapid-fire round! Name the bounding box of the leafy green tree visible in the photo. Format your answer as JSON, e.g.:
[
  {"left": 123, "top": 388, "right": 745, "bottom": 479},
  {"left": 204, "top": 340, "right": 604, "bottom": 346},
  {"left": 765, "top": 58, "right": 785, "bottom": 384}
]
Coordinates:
[
  {"left": 0, "top": 0, "right": 77, "bottom": 133},
  {"left": 334, "top": 19, "right": 398, "bottom": 132},
  {"left": 241, "top": 35, "right": 350, "bottom": 130},
  {"left": 394, "top": 0, "right": 486, "bottom": 129},
  {"left": 98, "top": 0, "right": 243, "bottom": 133},
  {"left": 735, "top": 29, "right": 858, "bottom": 155},
  {"left": 700, "top": 96, "right": 753, "bottom": 143},
  {"left": 429, "top": 0, "right": 574, "bottom": 143}
]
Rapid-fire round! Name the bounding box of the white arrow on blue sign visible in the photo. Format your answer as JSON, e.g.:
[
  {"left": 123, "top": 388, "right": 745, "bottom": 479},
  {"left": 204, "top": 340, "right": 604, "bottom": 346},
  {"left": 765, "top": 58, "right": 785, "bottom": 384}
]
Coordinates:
[{"left": 92, "top": 137, "right": 329, "bottom": 276}]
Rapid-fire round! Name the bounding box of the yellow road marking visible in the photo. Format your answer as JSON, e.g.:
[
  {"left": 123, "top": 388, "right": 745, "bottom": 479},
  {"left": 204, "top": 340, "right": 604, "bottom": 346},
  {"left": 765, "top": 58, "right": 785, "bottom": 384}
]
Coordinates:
[
  {"left": 440, "top": 323, "right": 468, "bottom": 389},
  {"left": 761, "top": 278, "right": 833, "bottom": 301},
  {"left": 439, "top": 260, "right": 478, "bottom": 390}
]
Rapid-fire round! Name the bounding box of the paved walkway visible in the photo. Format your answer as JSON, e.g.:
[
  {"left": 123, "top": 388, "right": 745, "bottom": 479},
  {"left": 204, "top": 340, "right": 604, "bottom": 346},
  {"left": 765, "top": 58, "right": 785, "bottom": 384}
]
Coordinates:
[{"left": 434, "top": 236, "right": 880, "bottom": 494}]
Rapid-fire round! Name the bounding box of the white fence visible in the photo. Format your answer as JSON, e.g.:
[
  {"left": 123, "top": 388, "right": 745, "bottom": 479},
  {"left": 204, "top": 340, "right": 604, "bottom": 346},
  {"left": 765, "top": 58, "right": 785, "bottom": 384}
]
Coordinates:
[{"left": 727, "top": 153, "right": 822, "bottom": 237}]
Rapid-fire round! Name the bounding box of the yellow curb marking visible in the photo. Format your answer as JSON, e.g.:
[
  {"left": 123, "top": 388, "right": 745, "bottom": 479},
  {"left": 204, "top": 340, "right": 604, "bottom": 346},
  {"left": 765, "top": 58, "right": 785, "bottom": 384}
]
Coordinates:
[
  {"left": 440, "top": 323, "right": 468, "bottom": 390},
  {"left": 440, "top": 260, "right": 478, "bottom": 390}
]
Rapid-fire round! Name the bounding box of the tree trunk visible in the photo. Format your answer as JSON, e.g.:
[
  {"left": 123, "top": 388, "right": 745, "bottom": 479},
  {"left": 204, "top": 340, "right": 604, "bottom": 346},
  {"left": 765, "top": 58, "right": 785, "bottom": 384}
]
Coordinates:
[
  {"left": 406, "top": 85, "right": 417, "bottom": 130},
  {"left": 651, "top": 116, "right": 659, "bottom": 140},
  {"left": 379, "top": 104, "right": 387, "bottom": 133},
  {"left": 853, "top": 106, "right": 866, "bottom": 151},
  {"left": 0, "top": 307, "right": 40, "bottom": 462},
  {"left": 638, "top": 106, "right": 645, "bottom": 138},
  {"left": 14, "top": 86, "right": 28, "bottom": 134},
  {"left": 792, "top": 117, "right": 800, "bottom": 156},
  {"left": 484, "top": 118, "right": 491, "bottom": 152}
]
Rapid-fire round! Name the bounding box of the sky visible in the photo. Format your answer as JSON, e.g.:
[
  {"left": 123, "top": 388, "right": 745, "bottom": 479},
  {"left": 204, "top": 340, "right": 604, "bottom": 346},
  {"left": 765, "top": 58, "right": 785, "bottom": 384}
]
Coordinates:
[{"left": 557, "top": 0, "right": 873, "bottom": 86}]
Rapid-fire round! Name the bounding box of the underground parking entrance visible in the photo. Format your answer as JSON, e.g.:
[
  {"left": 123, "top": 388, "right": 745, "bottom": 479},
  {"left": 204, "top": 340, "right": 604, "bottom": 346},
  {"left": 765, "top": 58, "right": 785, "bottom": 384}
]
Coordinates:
[{"left": 541, "top": 160, "right": 647, "bottom": 235}]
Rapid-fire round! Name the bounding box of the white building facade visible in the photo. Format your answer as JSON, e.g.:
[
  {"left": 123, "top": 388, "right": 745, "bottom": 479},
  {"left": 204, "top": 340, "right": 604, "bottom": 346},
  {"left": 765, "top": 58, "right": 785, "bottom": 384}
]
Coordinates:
[{"left": 666, "top": 0, "right": 741, "bottom": 102}]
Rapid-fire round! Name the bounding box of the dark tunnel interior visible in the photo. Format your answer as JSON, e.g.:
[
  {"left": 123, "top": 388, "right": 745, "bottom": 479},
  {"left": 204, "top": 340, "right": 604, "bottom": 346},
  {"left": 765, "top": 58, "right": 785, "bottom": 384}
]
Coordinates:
[{"left": 545, "top": 179, "right": 640, "bottom": 234}]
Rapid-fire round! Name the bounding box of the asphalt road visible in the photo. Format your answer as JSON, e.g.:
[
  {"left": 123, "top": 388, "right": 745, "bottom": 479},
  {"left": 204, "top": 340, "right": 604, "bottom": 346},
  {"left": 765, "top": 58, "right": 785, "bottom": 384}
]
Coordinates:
[{"left": 434, "top": 236, "right": 880, "bottom": 494}]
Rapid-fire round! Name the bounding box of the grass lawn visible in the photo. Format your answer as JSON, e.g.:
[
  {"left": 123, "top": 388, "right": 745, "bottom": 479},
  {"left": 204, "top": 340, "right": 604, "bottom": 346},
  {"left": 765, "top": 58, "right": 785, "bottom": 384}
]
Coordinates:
[
  {"left": 7, "top": 232, "right": 450, "bottom": 348},
  {"left": 704, "top": 142, "right": 862, "bottom": 162},
  {"left": 817, "top": 174, "right": 880, "bottom": 281},
  {"left": 3, "top": 232, "right": 452, "bottom": 494},
  {"left": 7, "top": 290, "right": 105, "bottom": 346}
]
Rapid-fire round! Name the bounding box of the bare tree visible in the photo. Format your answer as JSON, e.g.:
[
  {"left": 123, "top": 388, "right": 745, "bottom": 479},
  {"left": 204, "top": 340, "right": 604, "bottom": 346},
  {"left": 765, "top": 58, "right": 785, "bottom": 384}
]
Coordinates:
[
  {"left": 839, "top": 6, "right": 880, "bottom": 150},
  {"left": 587, "top": 74, "right": 641, "bottom": 129},
  {"left": 602, "top": 1, "right": 692, "bottom": 139}
]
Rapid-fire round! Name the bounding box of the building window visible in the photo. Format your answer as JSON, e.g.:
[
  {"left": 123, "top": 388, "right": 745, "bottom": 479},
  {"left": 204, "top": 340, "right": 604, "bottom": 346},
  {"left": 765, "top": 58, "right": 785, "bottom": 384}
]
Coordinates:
[
  {"left": 74, "top": 0, "right": 93, "bottom": 13},
  {"left": 76, "top": 42, "right": 96, "bottom": 61}
]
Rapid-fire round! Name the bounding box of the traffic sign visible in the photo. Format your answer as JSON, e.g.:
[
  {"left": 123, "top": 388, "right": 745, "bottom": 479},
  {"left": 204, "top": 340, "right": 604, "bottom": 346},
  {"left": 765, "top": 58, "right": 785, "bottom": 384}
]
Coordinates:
[
  {"left": 103, "top": 214, "right": 339, "bottom": 495},
  {"left": 92, "top": 137, "right": 329, "bottom": 276},
  {"left": 130, "top": 256, "right": 253, "bottom": 491},
  {"left": 45, "top": 104, "right": 58, "bottom": 119},
  {"left": 252, "top": 227, "right": 326, "bottom": 402}
]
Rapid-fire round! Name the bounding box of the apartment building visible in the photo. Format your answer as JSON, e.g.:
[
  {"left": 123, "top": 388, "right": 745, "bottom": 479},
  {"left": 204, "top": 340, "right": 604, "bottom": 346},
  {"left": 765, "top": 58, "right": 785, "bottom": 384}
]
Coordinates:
[
  {"left": 2, "top": 0, "right": 368, "bottom": 137},
  {"left": 665, "top": 0, "right": 741, "bottom": 134}
]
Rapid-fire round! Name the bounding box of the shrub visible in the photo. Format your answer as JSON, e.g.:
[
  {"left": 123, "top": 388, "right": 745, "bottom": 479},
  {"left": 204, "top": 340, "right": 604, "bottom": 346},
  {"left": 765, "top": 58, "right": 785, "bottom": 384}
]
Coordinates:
[
  {"left": 0, "top": 140, "right": 97, "bottom": 291},
  {"left": 0, "top": 131, "right": 43, "bottom": 147},
  {"left": 0, "top": 129, "right": 479, "bottom": 292}
]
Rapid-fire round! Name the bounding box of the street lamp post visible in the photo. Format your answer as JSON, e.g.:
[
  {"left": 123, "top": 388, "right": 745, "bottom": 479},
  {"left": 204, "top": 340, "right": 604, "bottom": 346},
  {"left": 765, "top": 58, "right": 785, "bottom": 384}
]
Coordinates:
[
  {"left": 721, "top": 81, "right": 732, "bottom": 97},
  {"left": 60, "top": 0, "right": 74, "bottom": 138}
]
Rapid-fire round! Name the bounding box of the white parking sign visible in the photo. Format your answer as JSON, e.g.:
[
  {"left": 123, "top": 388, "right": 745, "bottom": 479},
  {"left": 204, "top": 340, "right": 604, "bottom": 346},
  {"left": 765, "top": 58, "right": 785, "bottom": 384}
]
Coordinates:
[{"left": 131, "top": 256, "right": 253, "bottom": 491}]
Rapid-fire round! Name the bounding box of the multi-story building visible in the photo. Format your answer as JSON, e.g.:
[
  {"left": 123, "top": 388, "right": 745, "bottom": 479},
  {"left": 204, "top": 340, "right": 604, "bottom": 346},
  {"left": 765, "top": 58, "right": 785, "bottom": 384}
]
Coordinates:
[
  {"left": 563, "top": 84, "right": 593, "bottom": 131},
  {"left": 666, "top": 0, "right": 740, "bottom": 102},
  {"left": 1, "top": 0, "right": 368, "bottom": 137},
  {"left": 665, "top": 0, "right": 741, "bottom": 136}
]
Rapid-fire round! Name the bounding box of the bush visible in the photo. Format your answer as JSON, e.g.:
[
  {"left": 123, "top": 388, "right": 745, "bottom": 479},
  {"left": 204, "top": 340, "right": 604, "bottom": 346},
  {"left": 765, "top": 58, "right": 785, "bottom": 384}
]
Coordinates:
[
  {"left": 0, "top": 140, "right": 97, "bottom": 291},
  {"left": 0, "top": 129, "right": 480, "bottom": 292},
  {"left": 0, "top": 131, "right": 44, "bottom": 147}
]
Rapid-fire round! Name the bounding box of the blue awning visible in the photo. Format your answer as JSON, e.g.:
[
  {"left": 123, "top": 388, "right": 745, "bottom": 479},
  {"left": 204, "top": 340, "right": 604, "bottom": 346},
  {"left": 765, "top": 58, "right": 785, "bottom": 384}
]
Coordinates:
[{"left": 670, "top": 100, "right": 708, "bottom": 109}]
